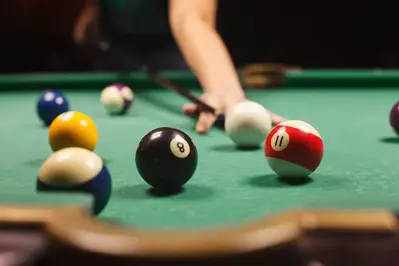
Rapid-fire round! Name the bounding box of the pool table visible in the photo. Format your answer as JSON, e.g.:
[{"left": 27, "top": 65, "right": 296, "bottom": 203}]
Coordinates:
[{"left": 1, "top": 69, "right": 399, "bottom": 266}]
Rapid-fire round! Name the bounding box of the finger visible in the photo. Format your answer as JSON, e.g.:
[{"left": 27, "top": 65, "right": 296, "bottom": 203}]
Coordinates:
[
  {"left": 270, "top": 112, "right": 288, "bottom": 125},
  {"left": 196, "top": 112, "right": 217, "bottom": 134},
  {"left": 182, "top": 103, "right": 198, "bottom": 115}
]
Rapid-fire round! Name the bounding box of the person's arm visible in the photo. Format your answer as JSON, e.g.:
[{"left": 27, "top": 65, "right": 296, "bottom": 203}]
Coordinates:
[
  {"left": 74, "top": 0, "right": 99, "bottom": 44},
  {"left": 169, "top": 0, "right": 245, "bottom": 104}
]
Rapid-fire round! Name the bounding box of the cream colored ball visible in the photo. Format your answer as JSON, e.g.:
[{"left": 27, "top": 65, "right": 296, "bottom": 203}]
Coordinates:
[
  {"left": 225, "top": 101, "right": 272, "bottom": 148},
  {"left": 100, "top": 84, "right": 134, "bottom": 115}
]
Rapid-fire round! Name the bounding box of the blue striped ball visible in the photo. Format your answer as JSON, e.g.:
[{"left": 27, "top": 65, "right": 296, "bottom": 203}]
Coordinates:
[{"left": 37, "top": 147, "right": 112, "bottom": 215}]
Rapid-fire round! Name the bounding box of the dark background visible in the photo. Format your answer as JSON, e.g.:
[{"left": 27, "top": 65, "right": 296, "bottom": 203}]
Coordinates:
[{"left": 0, "top": 0, "right": 398, "bottom": 73}]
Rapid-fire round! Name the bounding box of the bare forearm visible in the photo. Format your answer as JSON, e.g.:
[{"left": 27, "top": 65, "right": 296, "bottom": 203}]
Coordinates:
[
  {"left": 172, "top": 16, "right": 244, "bottom": 100},
  {"left": 81, "top": 0, "right": 99, "bottom": 21}
]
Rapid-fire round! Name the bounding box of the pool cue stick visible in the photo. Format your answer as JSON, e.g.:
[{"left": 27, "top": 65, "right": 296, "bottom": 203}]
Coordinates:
[
  {"left": 84, "top": 22, "right": 287, "bottom": 125},
  {"left": 140, "top": 66, "right": 226, "bottom": 127},
  {"left": 86, "top": 29, "right": 225, "bottom": 126},
  {"left": 139, "top": 65, "right": 217, "bottom": 114}
]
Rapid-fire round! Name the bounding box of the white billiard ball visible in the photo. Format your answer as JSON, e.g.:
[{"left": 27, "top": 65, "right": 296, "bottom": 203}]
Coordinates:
[
  {"left": 225, "top": 101, "right": 272, "bottom": 148},
  {"left": 100, "top": 83, "right": 134, "bottom": 115}
]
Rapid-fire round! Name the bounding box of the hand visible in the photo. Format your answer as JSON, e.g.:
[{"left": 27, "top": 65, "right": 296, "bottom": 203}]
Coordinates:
[
  {"left": 183, "top": 93, "right": 287, "bottom": 134},
  {"left": 268, "top": 110, "right": 287, "bottom": 125},
  {"left": 182, "top": 93, "right": 228, "bottom": 134}
]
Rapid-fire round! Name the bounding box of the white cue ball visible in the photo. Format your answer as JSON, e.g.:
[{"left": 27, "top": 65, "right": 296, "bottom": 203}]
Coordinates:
[{"left": 225, "top": 101, "right": 272, "bottom": 148}]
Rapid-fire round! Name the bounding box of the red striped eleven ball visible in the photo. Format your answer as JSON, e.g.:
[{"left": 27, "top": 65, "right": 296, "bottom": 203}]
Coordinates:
[
  {"left": 264, "top": 120, "right": 323, "bottom": 178},
  {"left": 100, "top": 83, "right": 134, "bottom": 115}
]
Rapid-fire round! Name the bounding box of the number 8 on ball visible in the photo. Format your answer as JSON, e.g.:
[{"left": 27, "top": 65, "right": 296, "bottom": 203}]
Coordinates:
[{"left": 170, "top": 137, "right": 190, "bottom": 158}]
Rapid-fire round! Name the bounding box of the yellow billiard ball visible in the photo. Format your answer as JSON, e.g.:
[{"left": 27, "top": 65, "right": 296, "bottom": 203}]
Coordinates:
[{"left": 49, "top": 111, "right": 98, "bottom": 152}]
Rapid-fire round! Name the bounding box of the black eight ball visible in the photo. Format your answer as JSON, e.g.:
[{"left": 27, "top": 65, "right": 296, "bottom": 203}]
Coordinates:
[{"left": 135, "top": 127, "right": 198, "bottom": 191}]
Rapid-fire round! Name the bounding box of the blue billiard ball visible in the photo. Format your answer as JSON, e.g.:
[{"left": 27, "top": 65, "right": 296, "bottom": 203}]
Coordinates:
[
  {"left": 37, "top": 90, "right": 69, "bottom": 126},
  {"left": 37, "top": 147, "right": 112, "bottom": 215}
]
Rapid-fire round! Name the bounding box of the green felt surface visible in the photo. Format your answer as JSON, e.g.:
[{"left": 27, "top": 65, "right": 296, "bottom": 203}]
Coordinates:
[{"left": 1, "top": 71, "right": 399, "bottom": 230}]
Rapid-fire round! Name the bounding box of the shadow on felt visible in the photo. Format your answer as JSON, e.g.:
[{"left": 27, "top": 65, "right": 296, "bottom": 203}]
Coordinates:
[
  {"left": 245, "top": 174, "right": 314, "bottom": 188},
  {"left": 211, "top": 144, "right": 261, "bottom": 153},
  {"left": 379, "top": 137, "right": 399, "bottom": 144},
  {"left": 100, "top": 157, "right": 112, "bottom": 164},
  {"left": 113, "top": 183, "right": 214, "bottom": 200}
]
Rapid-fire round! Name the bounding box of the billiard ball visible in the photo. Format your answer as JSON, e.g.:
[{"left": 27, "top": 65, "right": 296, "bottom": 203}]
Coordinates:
[
  {"left": 390, "top": 101, "right": 399, "bottom": 135},
  {"left": 135, "top": 127, "right": 198, "bottom": 191},
  {"left": 37, "top": 147, "right": 112, "bottom": 215},
  {"left": 48, "top": 111, "right": 98, "bottom": 152},
  {"left": 37, "top": 90, "right": 69, "bottom": 126},
  {"left": 100, "top": 83, "right": 134, "bottom": 115},
  {"left": 225, "top": 101, "right": 272, "bottom": 148},
  {"left": 265, "top": 120, "right": 323, "bottom": 177}
]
